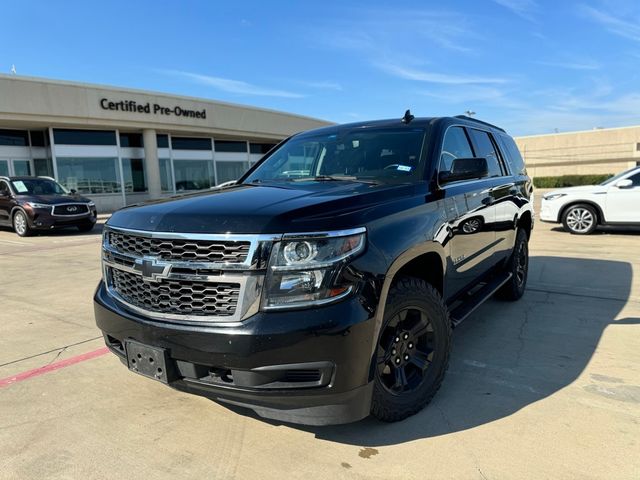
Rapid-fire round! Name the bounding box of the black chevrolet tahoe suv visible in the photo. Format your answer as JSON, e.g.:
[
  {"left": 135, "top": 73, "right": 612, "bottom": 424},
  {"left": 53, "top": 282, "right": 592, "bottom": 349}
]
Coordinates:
[{"left": 95, "top": 114, "right": 533, "bottom": 425}]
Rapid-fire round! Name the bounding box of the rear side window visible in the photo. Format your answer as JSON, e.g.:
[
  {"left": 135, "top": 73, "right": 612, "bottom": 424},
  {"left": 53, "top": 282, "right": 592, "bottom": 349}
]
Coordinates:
[
  {"left": 629, "top": 172, "right": 640, "bottom": 186},
  {"left": 440, "top": 127, "right": 474, "bottom": 172},
  {"left": 497, "top": 134, "right": 527, "bottom": 176},
  {"left": 467, "top": 129, "right": 503, "bottom": 177}
]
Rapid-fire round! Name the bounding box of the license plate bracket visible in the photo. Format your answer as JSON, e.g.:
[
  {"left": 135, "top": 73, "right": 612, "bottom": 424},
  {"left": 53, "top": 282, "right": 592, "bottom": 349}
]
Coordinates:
[{"left": 125, "top": 340, "right": 171, "bottom": 384}]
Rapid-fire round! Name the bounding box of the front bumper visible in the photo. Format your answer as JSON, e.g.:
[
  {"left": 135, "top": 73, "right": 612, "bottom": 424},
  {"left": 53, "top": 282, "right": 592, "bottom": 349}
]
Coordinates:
[
  {"left": 539, "top": 199, "right": 561, "bottom": 223},
  {"left": 94, "top": 281, "right": 376, "bottom": 425},
  {"left": 27, "top": 207, "right": 97, "bottom": 230}
]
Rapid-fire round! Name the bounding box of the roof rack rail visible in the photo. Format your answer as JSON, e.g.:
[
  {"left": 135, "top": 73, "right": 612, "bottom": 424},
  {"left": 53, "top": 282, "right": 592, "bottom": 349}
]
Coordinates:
[{"left": 454, "top": 115, "right": 506, "bottom": 133}]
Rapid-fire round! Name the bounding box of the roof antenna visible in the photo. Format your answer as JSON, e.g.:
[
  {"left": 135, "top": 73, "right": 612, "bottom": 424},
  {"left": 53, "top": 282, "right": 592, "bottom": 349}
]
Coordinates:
[{"left": 401, "top": 109, "right": 414, "bottom": 124}]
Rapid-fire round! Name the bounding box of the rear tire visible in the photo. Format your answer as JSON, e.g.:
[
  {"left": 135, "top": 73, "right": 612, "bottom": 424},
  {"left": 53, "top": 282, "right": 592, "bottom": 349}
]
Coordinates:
[
  {"left": 371, "top": 277, "right": 451, "bottom": 422},
  {"left": 562, "top": 204, "right": 597, "bottom": 235},
  {"left": 13, "top": 210, "right": 32, "bottom": 237},
  {"left": 496, "top": 228, "right": 528, "bottom": 301}
]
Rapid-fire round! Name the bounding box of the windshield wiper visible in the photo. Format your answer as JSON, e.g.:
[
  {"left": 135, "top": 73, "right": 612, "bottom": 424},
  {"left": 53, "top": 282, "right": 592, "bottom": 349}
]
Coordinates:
[{"left": 292, "top": 175, "right": 380, "bottom": 184}]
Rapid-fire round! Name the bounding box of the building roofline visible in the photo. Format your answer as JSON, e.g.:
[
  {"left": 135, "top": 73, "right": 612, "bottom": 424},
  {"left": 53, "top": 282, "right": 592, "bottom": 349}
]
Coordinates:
[
  {"left": 516, "top": 124, "right": 640, "bottom": 139},
  {"left": 0, "top": 73, "right": 333, "bottom": 125}
]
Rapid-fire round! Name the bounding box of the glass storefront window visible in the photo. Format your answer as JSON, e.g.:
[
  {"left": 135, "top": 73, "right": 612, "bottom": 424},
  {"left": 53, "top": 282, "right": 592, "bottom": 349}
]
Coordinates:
[
  {"left": 53, "top": 129, "right": 117, "bottom": 146},
  {"left": 250, "top": 143, "right": 276, "bottom": 154},
  {"left": 0, "top": 129, "right": 29, "bottom": 146},
  {"left": 215, "top": 140, "right": 247, "bottom": 153},
  {"left": 171, "top": 137, "right": 212, "bottom": 151},
  {"left": 173, "top": 159, "right": 214, "bottom": 191},
  {"left": 0, "top": 160, "right": 9, "bottom": 176},
  {"left": 56, "top": 157, "right": 121, "bottom": 193},
  {"left": 122, "top": 158, "right": 147, "bottom": 192},
  {"left": 34, "top": 158, "right": 54, "bottom": 177},
  {"left": 216, "top": 161, "right": 250, "bottom": 184},
  {"left": 160, "top": 158, "right": 173, "bottom": 193},
  {"left": 157, "top": 134, "right": 169, "bottom": 148},
  {"left": 119, "top": 133, "right": 143, "bottom": 148},
  {"left": 30, "top": 131, "right": 47, "bottom": 147},
  {"left": 13, "top": 160, "right": 31, "bottom": 176}
]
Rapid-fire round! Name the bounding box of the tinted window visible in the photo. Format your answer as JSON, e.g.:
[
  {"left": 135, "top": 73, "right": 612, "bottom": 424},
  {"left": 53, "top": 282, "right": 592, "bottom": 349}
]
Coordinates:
[
  {"left": 157, "top": 134, "right": 169, "bottom": 148},
  {"left": 0, "top": 129, "right": 29, "bottom": 146},
  {"left": 629, "top": 172, "right": 640, "bottom": 186},
  {"left": 467, "top": 129, "right": 503, "bottom": 177},
  {"left": 119, "top": 133, "right": 143, "bottom": 148},
  {"left": 53, "top": 129, "right": 116, "bottom": 145},
  {"left": 498, "top": 134, "right": 526, "bottom": 176},
  {"left": 171, "top": 137, "right": 212, "bottom": 150},
  {"left": 215, "top": 140, "right": 247, "bottom": 153},
  {"left": 440, "top": 127, "right": 474, "bottom": 172},
  {"left": 30, "top": 131, "right": 47, "bottom": 147},
  {"left": 0, "top": 181, "right": 9, "bottom": 195},
  {"left": 250, "top": 143, "right": 276, "bottom": 154}
]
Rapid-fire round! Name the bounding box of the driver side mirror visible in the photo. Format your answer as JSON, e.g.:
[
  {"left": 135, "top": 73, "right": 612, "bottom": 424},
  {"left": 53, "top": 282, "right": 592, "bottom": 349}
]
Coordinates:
[
  {"left": 615, "top": 179, "right": 633, "bottom": 189},
  {"left": 439, "top": 157, "right": 489, "bottom": 184},
  {"left": 70, "top": 189, "right": 77, "bottom": 194}
]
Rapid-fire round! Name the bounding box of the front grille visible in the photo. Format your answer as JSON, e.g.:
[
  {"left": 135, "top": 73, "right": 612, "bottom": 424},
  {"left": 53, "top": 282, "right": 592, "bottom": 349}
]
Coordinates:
[
  {"left": 108, "top": 230, "right": 250, "bottom": 263},
  {"left": 53, "top": 204, "right": 89, "bottom": 215},
  {"left": 108, "top": 267, "right": 240, "bottom": 317}
]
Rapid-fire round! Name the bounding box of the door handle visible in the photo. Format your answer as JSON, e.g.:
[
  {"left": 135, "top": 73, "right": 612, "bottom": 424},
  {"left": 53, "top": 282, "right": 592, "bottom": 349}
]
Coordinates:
[{"left": 488, "top": 183, "right": 515, "bottom": 192}]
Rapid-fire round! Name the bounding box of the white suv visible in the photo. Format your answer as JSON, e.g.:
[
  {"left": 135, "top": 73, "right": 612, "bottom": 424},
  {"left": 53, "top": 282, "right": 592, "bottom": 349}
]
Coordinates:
[{"left": 540, "top": 166, "right": 640, "bottom": 234}]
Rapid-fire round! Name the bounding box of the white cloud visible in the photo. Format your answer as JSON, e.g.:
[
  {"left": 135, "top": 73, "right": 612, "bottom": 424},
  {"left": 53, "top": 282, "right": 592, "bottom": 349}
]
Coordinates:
[
  {"left": 377, "top": 63, "right": 508, "bottom": 85},
  {"left": 581, "top": 5, "right": 640, "bottom": 42},
  {"left": 298, "top": 81, "right": 343, "bottom": 91},
  {"left": 160, "top": 70, "right": 304, "bottom": 98},
  {"left": 536, "top": 60, "right": 601, "bottom": 70},
  {"left": 318, "top": 9, "right": 477, "bottom": 54},
  {"left": 491, "top": 0, "right": 538, "bottom": 21}
]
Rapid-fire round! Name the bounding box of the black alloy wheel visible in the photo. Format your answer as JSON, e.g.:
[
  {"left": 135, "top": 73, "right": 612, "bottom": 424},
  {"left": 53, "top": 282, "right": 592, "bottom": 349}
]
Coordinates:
[
  {"left": 376, "top": 307, "right": 435, "bottom": 395},
  {"left": 371, "top": 277, "right": 451, "bottom": 422}
]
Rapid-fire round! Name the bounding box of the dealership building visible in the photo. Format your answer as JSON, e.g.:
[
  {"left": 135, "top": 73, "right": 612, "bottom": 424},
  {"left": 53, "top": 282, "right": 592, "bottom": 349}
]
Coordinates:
[{"left": 0, "top": 74, "right": 331, "bottom": 211}]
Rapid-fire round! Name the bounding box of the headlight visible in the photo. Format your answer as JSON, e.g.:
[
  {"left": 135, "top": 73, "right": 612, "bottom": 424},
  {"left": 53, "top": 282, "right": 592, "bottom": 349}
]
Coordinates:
[
  {"left": 88, "top": 201, "right": 96, "bottom": 207},
  {"left": 25, "top": 202, "right": 50, "bottom": 209},
  {"left": 263, "top": 228, "right": 366, "bottom": 309},
  {"left": 543, "top": 193, "right": 566, "bottom": 201}
]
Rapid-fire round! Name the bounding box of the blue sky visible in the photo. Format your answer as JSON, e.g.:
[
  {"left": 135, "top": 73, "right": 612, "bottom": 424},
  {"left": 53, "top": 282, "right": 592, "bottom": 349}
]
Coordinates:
[{"left": 1, "top": 0, "right": 640, "bottom": 135}]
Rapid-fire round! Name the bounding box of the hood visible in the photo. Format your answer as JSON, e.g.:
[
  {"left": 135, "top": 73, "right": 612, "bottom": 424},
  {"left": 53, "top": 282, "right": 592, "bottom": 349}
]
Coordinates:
[
  {"left": 17, "top": 194, "right": 92, "bottom": 205},
  {"left": 545, "top": 185, "right": 606, "bottom": 197},
  {"left": 108, "top": 181, "right": 422, "bottom": 234}
]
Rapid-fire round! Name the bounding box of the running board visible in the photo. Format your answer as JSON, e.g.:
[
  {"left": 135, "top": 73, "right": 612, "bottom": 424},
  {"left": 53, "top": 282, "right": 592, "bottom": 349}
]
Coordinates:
[{"left": 449, "top": 272, "right": 512, "bottom": 328}]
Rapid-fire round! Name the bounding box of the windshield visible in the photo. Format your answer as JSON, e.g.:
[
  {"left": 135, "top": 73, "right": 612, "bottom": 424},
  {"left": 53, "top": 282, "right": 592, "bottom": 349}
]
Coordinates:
[
  {"left": 11, "top": 178, "right": 68, "bottom": 195},
  {"left": 243, "top": 127, "right": 426, "bottom": 185},
  {"left": 600, "top": 168, "right": 636, "bottom": 186}
]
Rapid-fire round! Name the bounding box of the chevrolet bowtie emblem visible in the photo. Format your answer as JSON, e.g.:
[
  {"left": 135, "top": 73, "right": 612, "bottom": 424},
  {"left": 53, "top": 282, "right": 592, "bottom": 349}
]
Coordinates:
[{"left": 133, "top": 258, "right": 172, "bottom": 282}]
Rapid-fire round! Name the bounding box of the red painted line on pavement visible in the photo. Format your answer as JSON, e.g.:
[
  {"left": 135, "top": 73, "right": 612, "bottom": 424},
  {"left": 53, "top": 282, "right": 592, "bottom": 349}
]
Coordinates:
[{"left": 0, "top": 347, "right": 110, "bottom": 388}]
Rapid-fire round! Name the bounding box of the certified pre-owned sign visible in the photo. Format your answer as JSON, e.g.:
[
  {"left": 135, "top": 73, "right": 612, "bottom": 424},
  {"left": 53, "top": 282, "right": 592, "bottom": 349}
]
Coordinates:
[{"left": 100, "top": 98, "right": 206, "bottom": 119}]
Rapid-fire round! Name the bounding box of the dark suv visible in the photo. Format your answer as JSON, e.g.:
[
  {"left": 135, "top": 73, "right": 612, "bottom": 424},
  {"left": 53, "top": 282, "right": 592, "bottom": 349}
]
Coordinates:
[
  {"left": 0, "top": 176, "right": 97, "bottom": 236},
  {"left": 94, "top": 114, "right": 533, "bottom": 425}
]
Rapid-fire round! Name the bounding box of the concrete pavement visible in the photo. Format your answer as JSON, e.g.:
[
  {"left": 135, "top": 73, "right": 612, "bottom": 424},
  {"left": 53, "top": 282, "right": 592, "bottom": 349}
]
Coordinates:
[{"left": 0, "top": 214, "right": 638, "bottom": 479}]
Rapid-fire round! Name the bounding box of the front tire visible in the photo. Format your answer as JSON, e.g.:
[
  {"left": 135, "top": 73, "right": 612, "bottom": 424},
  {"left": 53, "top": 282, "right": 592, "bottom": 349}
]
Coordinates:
[
  {"left": 496, "top": 228, "right": 529, "bottom": 301},
  {"left": 371, "top": 277, "right": 451, "bottom": 422},
  {"left": 13, "top": 210, "right": 32, "bottom": 237},
  {"left": 562, "top": 204, "right": 597, "bottom": 235}
]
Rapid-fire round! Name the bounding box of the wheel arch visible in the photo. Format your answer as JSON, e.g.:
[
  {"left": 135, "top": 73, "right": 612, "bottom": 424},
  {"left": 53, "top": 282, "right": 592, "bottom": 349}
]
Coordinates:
[
  {"left": 559, "top": 200, "right": 605, "bottom": 224},
  {"left": 367, "top": 243, "right": 447, "bottom": 381}
]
